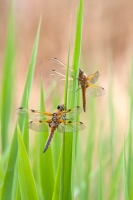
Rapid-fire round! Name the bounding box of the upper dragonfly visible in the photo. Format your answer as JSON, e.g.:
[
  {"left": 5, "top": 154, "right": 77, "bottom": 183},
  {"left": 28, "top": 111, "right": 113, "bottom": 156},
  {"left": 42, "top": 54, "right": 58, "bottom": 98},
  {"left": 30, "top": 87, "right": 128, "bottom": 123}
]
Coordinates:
[
  {"left": 48, "top": 57, "right": 106, "bottom": 112},
  {"left": 16, "top": 104, "right": 85, "bottom": 152}
]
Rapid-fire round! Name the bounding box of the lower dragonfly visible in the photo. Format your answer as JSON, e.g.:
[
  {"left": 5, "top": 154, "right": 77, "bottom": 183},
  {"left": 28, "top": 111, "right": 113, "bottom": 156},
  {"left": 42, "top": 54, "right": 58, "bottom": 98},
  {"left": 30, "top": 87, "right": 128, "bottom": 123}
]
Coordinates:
[{"left": 17, "top": 104, "right": 85, "bottom": 152}]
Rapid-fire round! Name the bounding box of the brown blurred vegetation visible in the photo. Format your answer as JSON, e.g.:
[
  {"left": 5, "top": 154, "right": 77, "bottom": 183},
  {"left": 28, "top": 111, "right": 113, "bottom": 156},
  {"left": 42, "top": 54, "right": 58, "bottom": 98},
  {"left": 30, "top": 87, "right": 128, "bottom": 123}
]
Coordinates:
[{"left": 0, "top": 0, "right": 133, "bottom": 142}]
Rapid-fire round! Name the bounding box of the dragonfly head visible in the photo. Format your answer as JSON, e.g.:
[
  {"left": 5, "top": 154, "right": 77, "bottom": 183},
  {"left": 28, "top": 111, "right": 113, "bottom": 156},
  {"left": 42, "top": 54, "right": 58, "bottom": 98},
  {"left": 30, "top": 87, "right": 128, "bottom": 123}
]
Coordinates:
[
  {"left": 57, "top": 104, "right": 65, "bottom": 112},
  {"left": 79, "top": 68, "right": 84, "bottom": 75}
]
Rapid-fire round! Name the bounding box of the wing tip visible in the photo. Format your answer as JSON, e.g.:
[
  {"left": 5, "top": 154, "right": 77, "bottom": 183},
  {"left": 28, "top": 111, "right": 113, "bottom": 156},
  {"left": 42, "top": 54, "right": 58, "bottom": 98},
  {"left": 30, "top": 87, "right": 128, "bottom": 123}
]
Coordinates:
[
  {"left": 18, "top": 107, "right": 23, "bottom": 110},
  {"left": 80, "top": 122, "right": 85, "bottom": 129},
  {"left": 102, "top": 88, "right": 106, "bottom": 95},
  {"left": 16, "top": 107, "right": 24, "bottom": 114}
]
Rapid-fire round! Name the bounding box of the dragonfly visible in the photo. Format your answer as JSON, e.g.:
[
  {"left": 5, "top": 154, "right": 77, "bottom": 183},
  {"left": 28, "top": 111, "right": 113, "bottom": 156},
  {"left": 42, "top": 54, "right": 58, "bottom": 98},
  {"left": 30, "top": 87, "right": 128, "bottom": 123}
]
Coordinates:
[
  {"left": 48, "top": 57, "right": 106, "bottom": 112},
  {"left": 16, "top": 104, "right": 85, "bottom": 153}
]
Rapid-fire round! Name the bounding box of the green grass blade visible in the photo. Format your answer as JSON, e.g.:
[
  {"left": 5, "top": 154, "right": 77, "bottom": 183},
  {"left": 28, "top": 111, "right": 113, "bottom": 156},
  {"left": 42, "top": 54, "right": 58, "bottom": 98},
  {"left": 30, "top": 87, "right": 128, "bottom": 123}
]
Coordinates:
[
  {"left": 127, "top": 57, "right": 133, "bottom": 199},
  {"left": 59, "top": 0, "right": 84, "bottom": 199},
  {"left": 11, "top": 164, "right": 20, "bottom": 200},
  {"left": 108, "top": 151, "right": 123, "bottom": 200},
  {"left": 64, "top": 16, "right": 71, "bottom": 108},
  {"left": 19, "top": 18, "right": 41, "bottom": 131},
  {"left": 52, "top": 88, "right": 61, "bottom": 172},
  {"left": 123, "top": 137, "right": 129, "bottom": 200},
  {"left": 1, "top": 127, "right": 18, "bottom": 200},
  {"left": 83, "top": 99, "right": 96, "bottom": 199},
  {"left": 108, "top": 60, "right": 116, "bottom": 173},
  {"left": 60, "top": 14, "right": 72, "bottom": 200},
  {"left": 22, "top": 91, "right": 29, "bottom": 153},
  {"left": 71, "top": 0, "right": 83, "bottom": 107},
  {"left": 17, "top": 126, "right": 39, "bottom": 200},
  {"left": 38, "top": 79, "right": 54, "bottom": 200},
  {"left": 22, "top": 117, "right": 29, "bottom": 153},
  {"left": 98, "top": 136, "right": 103, "bottom": 200},
  {"left": 1, "top": 4, "right": 15, "bottom": 153},
  {"left": 0, "top": 159, "right": 4, "bottom": 198},
  {"left": 15, "top": 183, "right": 21, "bottom": 200},
  {"left": 52, "top": 150, "right": 62, "bottom": 200},
  {"left": 1, "top": 18, "right": 41, "bottom": 200},
  {"left": 75, "top": 134, "right": 83, "bottom": 200},
  {"left": 72, "top": 0, "right": 83, "bottom": 74},
  {"left": 71, "top": 1, "right": 83, "bottom": 195}
]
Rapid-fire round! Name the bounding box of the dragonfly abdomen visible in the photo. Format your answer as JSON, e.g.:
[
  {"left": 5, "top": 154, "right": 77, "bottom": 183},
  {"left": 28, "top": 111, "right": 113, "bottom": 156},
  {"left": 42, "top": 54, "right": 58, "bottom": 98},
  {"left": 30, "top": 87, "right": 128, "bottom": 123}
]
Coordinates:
[
  {"left": 81, "top": 86, "right": 86, "bottom": 112},
  {"left": 43, "top": 127, "right": 56, "bottom": 153}
]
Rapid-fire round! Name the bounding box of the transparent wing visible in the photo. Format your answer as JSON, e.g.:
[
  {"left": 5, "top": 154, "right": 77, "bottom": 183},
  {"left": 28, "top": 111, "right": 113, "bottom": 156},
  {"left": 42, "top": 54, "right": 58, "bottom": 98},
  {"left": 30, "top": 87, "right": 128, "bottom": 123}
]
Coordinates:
[
  {"left": 49, "top": 57, "right": 73, "bottom": 71},
  {"left": 86, "top": 84, "right": 106, "bottom": 97},
  {"left": 57, "top": 121, "right": 85, "bottom": 133},
  {"left": 62, "top": 106, "right": 82, "bottom": 120},
  {"left": 87, "top": 71, "right": 100, "bottom": 84},
  {"left": 16, "top": 107, "right": 52, "bottom": 120},
  {"left": 28, "top": 120, "right": 49, "bottom": 132},
  {"left": 48, "top": 69, "right": 73, "bottom": 88}
]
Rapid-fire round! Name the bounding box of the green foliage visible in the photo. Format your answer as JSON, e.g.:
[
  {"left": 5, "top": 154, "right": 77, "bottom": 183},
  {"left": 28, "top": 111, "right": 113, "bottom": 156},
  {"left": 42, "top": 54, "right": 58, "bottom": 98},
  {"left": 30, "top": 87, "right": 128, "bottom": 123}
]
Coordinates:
[
  {"left": 0, "top": 0, "right": 132, "bottom": 200},
  {"left": 17, "top": 126, "right": 39, "bottom": 200},
  {"left": 1, "top": 4, "right": 15, "bottom": 153},
  {"left": 38, "top": 79, "right": 54, "bottom": 200},
  {"left": 1, "top": 14, "right": 41, "bottom": 200}
]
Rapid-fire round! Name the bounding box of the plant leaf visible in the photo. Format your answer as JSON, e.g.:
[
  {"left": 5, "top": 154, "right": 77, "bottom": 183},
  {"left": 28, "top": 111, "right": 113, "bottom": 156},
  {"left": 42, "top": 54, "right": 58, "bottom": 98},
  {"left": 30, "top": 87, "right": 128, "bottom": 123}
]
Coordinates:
[
  {"left": 17, "top": 126, "right": 39, "bottom": 200},
  {"left": 38, "top": 79, "right": 55, "bottom": 200},
  {"left": 1, "top": 3, "right": 15, "bottom": 153},
  {"left": 1, "top": 17, "right": 41, "bottom": 200}
]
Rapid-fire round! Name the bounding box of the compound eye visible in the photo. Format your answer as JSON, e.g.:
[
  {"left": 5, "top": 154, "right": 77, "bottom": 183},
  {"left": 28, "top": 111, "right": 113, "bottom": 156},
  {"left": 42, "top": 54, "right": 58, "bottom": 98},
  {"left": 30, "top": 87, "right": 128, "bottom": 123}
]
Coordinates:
[{"left": 57, "top": 105, "right": 60, "bottom": 109}]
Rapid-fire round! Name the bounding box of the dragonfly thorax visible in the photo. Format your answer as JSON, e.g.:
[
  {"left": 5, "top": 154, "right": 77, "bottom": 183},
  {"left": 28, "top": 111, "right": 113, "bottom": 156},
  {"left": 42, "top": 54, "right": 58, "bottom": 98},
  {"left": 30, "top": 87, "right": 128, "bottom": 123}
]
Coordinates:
[
  {"left": 52, "top": 113, "right": 57, "bottom": 117},
  {"left": 79, "top": 69, "right": 87, "bottom": 79},
  {"left": 52, "top": 116, "right": 58, "bottom": 122},
  {"left": 49, "top": 120, "right": 59, "bottom": 128},
  {"left": 79, "top": 72, "right": 88, "bottom": 87}
]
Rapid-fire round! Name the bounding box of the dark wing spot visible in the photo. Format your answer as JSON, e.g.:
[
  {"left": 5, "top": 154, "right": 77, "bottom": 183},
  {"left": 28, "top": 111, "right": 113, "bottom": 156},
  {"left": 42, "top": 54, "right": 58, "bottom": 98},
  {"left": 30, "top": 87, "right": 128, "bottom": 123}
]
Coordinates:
[
  {"left": 54, "top": 57, "right": 57, "bottom": 60},
  {"left": 31, "top": 109, "right": 35, "bottom": 112},
  {"left": 19, "top": 107, "right": 23, "bottom": 109},
  {"left": 80, "top": 122, "right": 83, "bottom": 124},
  {"left": 102, "top": 87, "right": 104, "bottom": 89},
  {"left": 77, "top": 106, "right": 80, "bottom": 108},
  {"left": 39, "top": 120, "right": 42, "bottom": 123},
  {"left": 68, "top": 121, "right": 72, "bottom": 123},
  {"left": 30, "top": 121, "right": 33, "bottom": 123},
  {"left": 52, "top": 69, "right": 56, "bottom": 71}
]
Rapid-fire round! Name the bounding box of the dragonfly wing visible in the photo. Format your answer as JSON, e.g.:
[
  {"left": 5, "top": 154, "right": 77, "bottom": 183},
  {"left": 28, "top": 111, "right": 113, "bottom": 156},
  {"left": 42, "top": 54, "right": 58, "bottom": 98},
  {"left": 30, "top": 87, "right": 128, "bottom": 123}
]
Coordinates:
[
  {"left": 48, "top": 69, "right": 73, "bottom": 88},
  {"left": 49, "top": 57, "right": 73, "bottom": 88},
  {"left": 86, "top": 84, "right": 106, "bottom": 97},
  {"left": 57, "top": 121, "right": 85, "bottom": 133},
  {"left": 28, "top": 120, "right": 49, "bottom": 132},
  {"left": 62, "top": 106, "right": 82, "bottom": 119},
  {"left": 16, "top": 107, "right": 52, "bottom": 120},
  {"left": 87, "top": 71, "right": 100, "bottom": 84},
  {"left": 48, "top": 69, "right": 72, "bottom": 85},
  {"left": 49, "top": 57, "right": 73, "bottom": 71}
]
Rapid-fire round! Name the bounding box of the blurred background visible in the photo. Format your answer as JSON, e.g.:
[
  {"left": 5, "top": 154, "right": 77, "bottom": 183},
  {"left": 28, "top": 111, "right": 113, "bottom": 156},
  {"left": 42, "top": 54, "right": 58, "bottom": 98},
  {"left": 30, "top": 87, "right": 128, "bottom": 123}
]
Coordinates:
[
  {"left": 0, "top": 0, "right": 132, "bottom": 153},
  {"left": 1, "top": 1, "right": 133, "bottom": 199}
]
